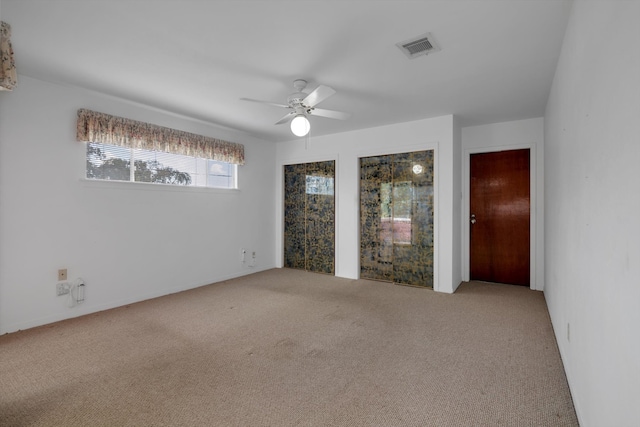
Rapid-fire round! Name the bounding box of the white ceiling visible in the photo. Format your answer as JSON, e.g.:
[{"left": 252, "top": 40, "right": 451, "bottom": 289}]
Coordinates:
[{"left": 2, "top": 0, "right": 573, "bottom": 142}]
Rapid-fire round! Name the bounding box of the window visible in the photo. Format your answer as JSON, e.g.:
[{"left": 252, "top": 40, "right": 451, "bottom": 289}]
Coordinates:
[
  {"left": 86, "top": 142, "right": 237, "bottom": 189},
  {"left": 77, "top": 109, "right": 244, "bottom": 189}
]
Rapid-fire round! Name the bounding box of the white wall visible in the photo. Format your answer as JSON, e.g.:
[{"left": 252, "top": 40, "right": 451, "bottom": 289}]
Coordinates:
[
  {"left": 0, "top": 76, "right": 277, "bottom": 334},
  {"left": 275, "top": 115, "right": 462, "bottom": 293},
  {"left": 544, "top": 1, "right": 640, "bottom": 426},
  {"left": 461, "top": 117, "right": 544, "bottom": 290},
  {"left": 451, "top": 116, "right": 462, "bottom": 291}
]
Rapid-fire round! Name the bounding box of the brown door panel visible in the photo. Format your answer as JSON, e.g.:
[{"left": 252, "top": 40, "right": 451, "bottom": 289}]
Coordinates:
[{"left": 470, "top": 149, "right": 530, "bottom": 286}]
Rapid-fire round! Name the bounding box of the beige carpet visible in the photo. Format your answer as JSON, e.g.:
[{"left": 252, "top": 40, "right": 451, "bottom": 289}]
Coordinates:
[{"left": 0, "top": 268, "right": 578, "bottom": 426}]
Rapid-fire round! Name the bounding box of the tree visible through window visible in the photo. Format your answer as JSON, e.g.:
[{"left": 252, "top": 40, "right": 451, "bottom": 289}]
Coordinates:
[{"left": 86, "top": 143, "right": 236, "bottom": 188}]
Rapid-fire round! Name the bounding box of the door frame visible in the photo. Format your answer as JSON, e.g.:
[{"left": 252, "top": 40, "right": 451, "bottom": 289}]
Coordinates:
[{"left": 462, "top": 143, "right": 542, "bottom": 290}]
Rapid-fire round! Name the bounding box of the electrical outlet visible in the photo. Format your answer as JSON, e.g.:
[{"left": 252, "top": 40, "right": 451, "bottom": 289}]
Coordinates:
[
  {"left": 58, "top": 269, "right": 67, "bottom": 281},
  {"left": 56, "top": 282, "right": 69, "bottom": 296},
  {"left": 240, "top": 249, "right": 246, "bottom": 263}
]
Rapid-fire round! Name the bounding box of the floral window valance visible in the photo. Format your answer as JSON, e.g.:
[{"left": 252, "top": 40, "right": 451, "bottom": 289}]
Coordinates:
[
  {"left": 76, "top": 109, "right": 245, "bottom": 165},
  {"left": 0, "top": 21, "right": 18, "bottom": 91}
]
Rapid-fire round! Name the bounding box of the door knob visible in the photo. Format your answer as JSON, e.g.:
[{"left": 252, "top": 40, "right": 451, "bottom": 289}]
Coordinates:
[{"left": 470, "top": 214, "right": 476, "bottom": 224}]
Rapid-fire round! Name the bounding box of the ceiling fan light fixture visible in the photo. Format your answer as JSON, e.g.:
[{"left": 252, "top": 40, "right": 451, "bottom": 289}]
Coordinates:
[{"left": 290, "top": 114, "right": 310, "bottom": 137}]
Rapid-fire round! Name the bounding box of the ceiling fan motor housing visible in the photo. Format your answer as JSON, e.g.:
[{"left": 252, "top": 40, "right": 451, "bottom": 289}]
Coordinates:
[
  {"left": 288, "top": 92, "right": 307, "bottom": 107},
  {"left": 288, "top": 79, "right": 309, "bottom": 107}
]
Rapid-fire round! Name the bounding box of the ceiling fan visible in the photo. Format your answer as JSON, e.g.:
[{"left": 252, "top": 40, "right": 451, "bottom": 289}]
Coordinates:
[{"left": 241, "top": 79, "right": 350, "bottom": 137}]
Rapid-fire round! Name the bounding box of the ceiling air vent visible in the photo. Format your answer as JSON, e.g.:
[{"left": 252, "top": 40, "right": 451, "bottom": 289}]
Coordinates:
[{"left": 396, "top": 32, "right": 440, "bottom": 59}]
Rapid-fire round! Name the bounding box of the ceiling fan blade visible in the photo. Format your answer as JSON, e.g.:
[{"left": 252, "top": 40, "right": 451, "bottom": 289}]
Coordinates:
[
  {"left": 240, "top": 97, "right": 289, "bottom": 109},
  {"left": 302, "top": 85, "right": 336, "bottom": 107},
  {"left": 309, "top": 108, "right": 351, "bottom": 120},
  {"left": 275, "top": 112, "right": 295, "bottom": 125}
]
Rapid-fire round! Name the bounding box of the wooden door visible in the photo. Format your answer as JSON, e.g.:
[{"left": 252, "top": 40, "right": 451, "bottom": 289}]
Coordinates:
[{"left": 470, "top": 149, "right": 530, "bottom": 286}]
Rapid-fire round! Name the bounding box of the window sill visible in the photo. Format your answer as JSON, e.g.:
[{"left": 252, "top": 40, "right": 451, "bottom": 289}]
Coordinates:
[{"left": 79, "top": 178, "right": 240, "bottom": 195}]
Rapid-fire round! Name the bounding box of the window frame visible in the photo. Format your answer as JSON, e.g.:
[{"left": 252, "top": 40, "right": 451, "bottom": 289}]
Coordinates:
[{"left": 85, "top": 142, "right": 239, "bottom": 190}]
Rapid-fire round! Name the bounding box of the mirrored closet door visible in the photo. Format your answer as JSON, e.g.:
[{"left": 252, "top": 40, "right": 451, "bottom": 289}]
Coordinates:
[
  {"left": 284, "top": 160, "right": 335, "bottom": 274},
  {"left": 360, "top": 151, "right": 434, "bottom": 287}
]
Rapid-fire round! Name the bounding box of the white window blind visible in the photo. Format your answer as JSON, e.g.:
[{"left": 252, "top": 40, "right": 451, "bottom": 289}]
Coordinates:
[{"left": 86, "top": 142, "right": 237, "bottom": 189}]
